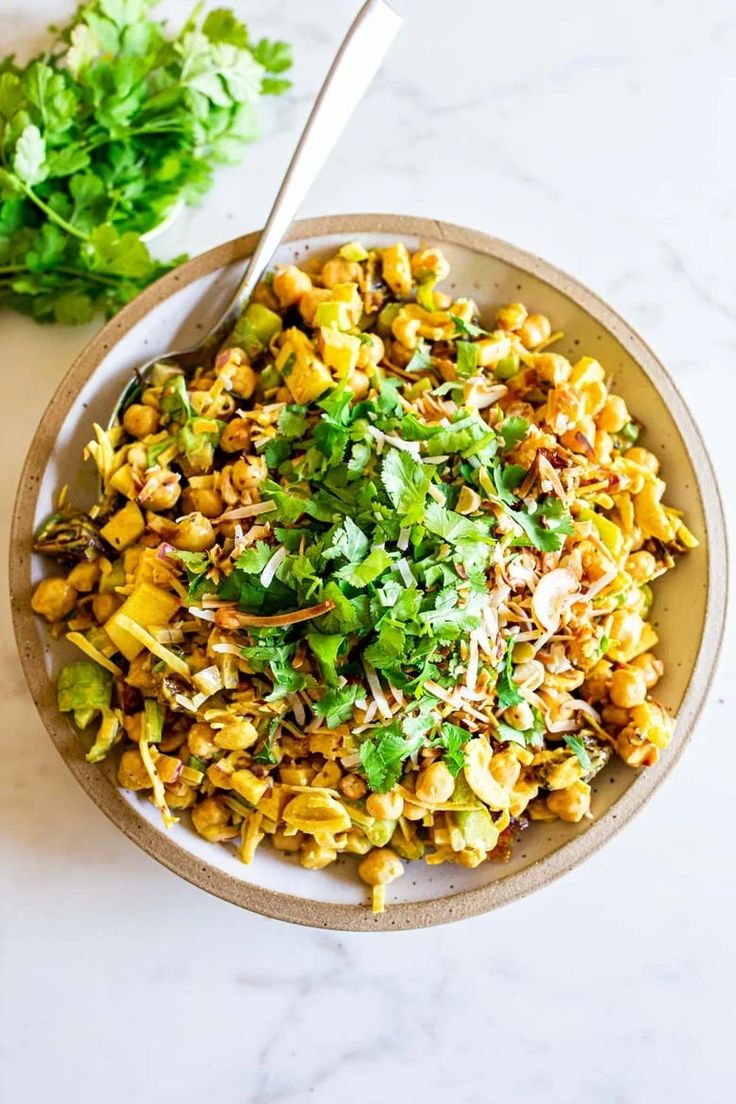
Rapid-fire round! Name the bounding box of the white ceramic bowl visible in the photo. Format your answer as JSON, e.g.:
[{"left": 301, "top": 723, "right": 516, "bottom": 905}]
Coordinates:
[{"left": 9, "top": 215, "right": 728, "bottom": 930}]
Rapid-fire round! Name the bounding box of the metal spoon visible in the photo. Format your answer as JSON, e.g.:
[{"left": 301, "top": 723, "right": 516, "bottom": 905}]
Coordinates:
[{"left": 113, "top": 0, "right": 402, "bottom": 420}]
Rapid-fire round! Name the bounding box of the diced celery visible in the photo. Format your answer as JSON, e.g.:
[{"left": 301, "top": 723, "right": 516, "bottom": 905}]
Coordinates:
[
  {"left": 364, "top": 818, "right": 396, "bottom": 847},
  {"left": 143, "top": 698, "right": 163, "bottom": 743},
  {"left": 230, "top": 302, "right": 283, "bottom": 358},
  {"left": 494, "top": 353, "right": 520, "bottom": 380},
  {"left": 313, "top": 301, "right": 352, "bottom": 332},
  {"left": 377, "top": 302, "right": 401, "bottom": 337},
  {"left": 98, "top": 560, "right": 125, "bottom": 594},
  {"left": 455, "top": 806, "right": 499, "bottom": 851},
  {"left": 57, "top": 661, "right": 112, "bottom": 729},
  {"left": 578, "top": 506, "right": 623, "bottom": 555},
  {"left": 85, "top": 708, "right": 120, "bottom": 763},
  {"left": 339, "top": 241, "right": 369, "bottom": 262}
]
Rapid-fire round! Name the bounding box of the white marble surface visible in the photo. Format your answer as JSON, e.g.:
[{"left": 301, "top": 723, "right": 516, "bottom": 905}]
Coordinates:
[{"left": 1, "top": 1, "right": 734, "bottom": 1101}]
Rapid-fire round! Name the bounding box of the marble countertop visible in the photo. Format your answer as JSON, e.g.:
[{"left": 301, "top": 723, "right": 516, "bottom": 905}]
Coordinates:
[{"left": 1, "top": 1, "right": 734, "bottom": 1101}]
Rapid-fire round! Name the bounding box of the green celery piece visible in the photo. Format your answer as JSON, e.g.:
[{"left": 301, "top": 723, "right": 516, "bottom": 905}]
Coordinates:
[
  {"left": 57, "top": 661, "right": 112, "bottom": 728},
  {"left": 456, "top": 807, "right": 499, "bottom": 850},
  {"left": 85, "top": 708, "right": 120, "bottom": 763},
  {"left": 364, "top": 818, "right": 396, "bottom": 847},
  {"left": 143, "top": 699, "right": 163, "bottom": 744},
  {"left": 230, "top": 302, "right": 283, "bottom": 358},
  {"left": 98, "top": 560, "right": 125, "bottom": 594}
]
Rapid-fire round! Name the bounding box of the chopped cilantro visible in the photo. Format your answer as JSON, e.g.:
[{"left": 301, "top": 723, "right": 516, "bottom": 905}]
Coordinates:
[
  {"left": 359, "top": 725, "right": 422, "bottom": 793},
  {"left": 564, "top": 733, "right": 592, "bottom": 771}
]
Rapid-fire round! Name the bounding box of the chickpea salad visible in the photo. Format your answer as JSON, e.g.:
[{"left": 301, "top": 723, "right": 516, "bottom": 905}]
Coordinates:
[{"left": 31, "top": 240, "right": 697, "bottom": 912}]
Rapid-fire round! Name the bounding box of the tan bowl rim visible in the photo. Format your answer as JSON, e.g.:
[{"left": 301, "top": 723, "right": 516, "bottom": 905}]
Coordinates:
[{"left": 9, "top": 213, "right": 729, "bottom": 931}]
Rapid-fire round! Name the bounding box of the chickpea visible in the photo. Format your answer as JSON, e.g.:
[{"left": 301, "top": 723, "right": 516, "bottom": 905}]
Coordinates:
[
  {"left": 356, "top": 332, "right": 384, "bottom": 369},
  {"left": 181, "top": 487, "right": 224, "bottom": 518},
  {"left": 631, "top": 652, "right": 664, "bottom": 689},
  {"left": 366, "top": 790, "right": 404, "bottom": 821},
  {"left": 31, "top": 577, "right": 77, "bottom": 623},
  {"left": 410, "top": 247, "right": 450, "bottom": 282},
  {"left": 415, "top": 761, "right": 454, "bottom": 804},
  {"left": 187, "top": 722, "right": 219, "bottom": 760},
  {"left": 601, "top": 703, "right": 631, "bottom": 728},
  {"left": 172, "top": 513, "right": 215, "bottom": 552},
  {"left": 594, "top": 430, "right": 614, "bottom": 463},
  {"left": 517, "top": 312, "right": 551, "bottom": 349},
  {"left": 382, "top": 243, "right": 413, "bottom": 297},
  {"left": 219, "top": 418, "right": 251, "bottom": 454},
  {"left": 230, "top": 362, "right": 257, "bottom": 399},
  {"left": 321, "top": 257, "right": 363, "bottom": 288},
  {"left": 610, "top": 666, "right": 648, "bottom": 708},
  {"left": 92, "top": 592, "right": 121, "bottom": 624},
  {"left": 272, "top": 829, "right": 303, "bottom": 853},
  {"left": 401, "top": 799, "right": 426, "bottom": 821},
  {"left": 191, "top": 797, "right": 235, "bottom": 843},
  {"left": 625, "top": 446, "right": 659, "bottom": 474},
  {"left": 490, "top": 750, "right": 522, "bottom": 790},
  {"left": 298, "top": 286, "right": 331, "bottom": 325},
  {"left": 546, "top": 780, "right": 591, "bottom": 823},
  {"left": 597, "top": 394, "right": 629, "bottom": 433},
  {"left": 300, "top": 840, "right": 338, "bottom": 870},
  {"left": 357, "top": 847, "right": 404, "bottom": 886},
  {"left": 511, "top": 641, "right": 536, "bottom": 664},
  {"left": 582, "top": 659, "right": 613, "bottom": 702},
  {"left": 495, "top": 302, "right": 527, "bottom": 332},
  {"left": 582, "top": 379, "right": 607, "bottom": 416},
  {"left": 231, "top": 455, "right": 267, "bottom": 492},
  {"left": 214, "top": 718, "right": 259, "bottom": 751},
  {"left": 123, "top": 403, "right": 160, "bottom": 439},
  {"left": 273, "top": 264, "right": 312, "bottom": 307},
  {"left": 347, "top": 368, "right": 370, "bottom": 400},
  {"left": 67, "top": 560, "right": 101, "bottom": 592},
  {"left": 145, "top": 474, "right": 181, "bottom": 512},
  {"left": 609, "top": 610, "right": 644, "bottom": 654},
  {"left": 339, "top": 773, "right": 367, "bottom": 801},
  {"left": 503, "top": 701, "right": 534, "bottom": 731},
  {"left": 627, "top": 549, "right": 657, "bottom": 582},
  {"left": 117, "top": 749, "right": 151, "bottom": 791}
]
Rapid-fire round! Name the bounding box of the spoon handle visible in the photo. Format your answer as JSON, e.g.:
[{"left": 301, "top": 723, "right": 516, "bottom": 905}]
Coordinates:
[{"left": 223, "top": 0, "right": 402, "bottom": 321}]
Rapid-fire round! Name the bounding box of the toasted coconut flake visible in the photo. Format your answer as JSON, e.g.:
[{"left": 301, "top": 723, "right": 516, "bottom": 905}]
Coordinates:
[
  {"left": 260, "top": 545, "right": 286, "bottom": 588},
  {"left": 65, "top": 632, "right": 123, "bottom": 677},
  {"left": 215, "top": 599, "right": 334, "bottom": 630},
  {"left": 363, "top": 661, "right": 393, "bottom": 720},
  {"left": 214, "top": 501, "right": 277, "bottom": 523},
  {"left": 397, "top": 527, "right": 411, "bottom": 552}
]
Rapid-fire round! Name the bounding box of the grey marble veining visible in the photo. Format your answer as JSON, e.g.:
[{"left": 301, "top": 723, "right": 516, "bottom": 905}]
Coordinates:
[{"left": 1, "top": 2, "right": 734, "bottom": 1102}]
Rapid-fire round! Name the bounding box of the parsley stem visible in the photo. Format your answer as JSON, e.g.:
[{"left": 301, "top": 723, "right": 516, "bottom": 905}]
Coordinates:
[{"left": 19, "top": 182, "right": 89, "bottom": 242}]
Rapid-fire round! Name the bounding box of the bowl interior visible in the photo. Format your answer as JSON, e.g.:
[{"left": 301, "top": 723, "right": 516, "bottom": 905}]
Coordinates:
[{"left": 12, "top": 216, "right": 723, "bottom": 929}]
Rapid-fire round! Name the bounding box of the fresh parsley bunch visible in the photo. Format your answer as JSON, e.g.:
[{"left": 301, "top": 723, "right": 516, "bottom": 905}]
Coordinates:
[{"left": 0, "top": 1, "right": 292, "bottom": 323}]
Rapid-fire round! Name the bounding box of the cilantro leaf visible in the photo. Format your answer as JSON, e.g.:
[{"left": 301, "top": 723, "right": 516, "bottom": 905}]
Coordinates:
[
  {"left": 406, "top": 341, "right": 433, "bottom": 373},
  {"left": 13, "top": 124, "right": 46, "bottom": 186},
  {"left": 499, "top": 416, "right": 529, "bottom": 451},
  {"left": 564, "top": 733, "right": 593, "bottom": 771},
  {"left": 336, "top": 547, "right": 393, "bottom": 589},
  {"left": 496, "top": 643, "right": 523, "bottom": 709},
  {"left": 322, "top": 517, "right": 370, "bottom": 565},
  {"left": 314, "top": 683, "right": 361, "bottom": 728},
  {"left": 450, "top": 313, "right": 488, "bottom": 338},
  {"left": 235, "top": 541, "right": 273, "bottom": 574},
  {"left": 305, "top": 632, "right": 344, "bottom": 687},
  {"left": 433, "top": 722, "right": 471, "bottom": 777},
  {"left": 424, "top": 501, "right": 492, "bottom": 545},
  {"left": 359, "top": 725, "right": 422, "bottom": 793},
  {"left": 277, "top": 404, "right": 308, "bottom": 439},
  {"left": 512, "top": 496, "right": 575, "bottom": 553},
  {"left": 381, "top": 449, "right": 431, "bottom": 525}
]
